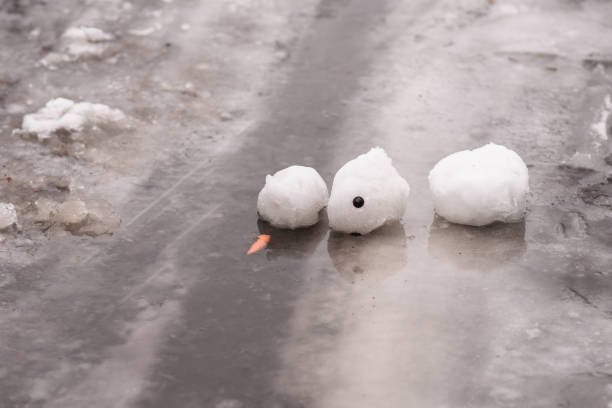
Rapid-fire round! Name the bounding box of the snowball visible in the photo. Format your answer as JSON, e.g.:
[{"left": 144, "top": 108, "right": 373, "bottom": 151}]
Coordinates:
[
  {"left": 257, "top": 166, "right": 328, "bottom": 229},
  {"left": 328, "top": 147, "right": 410, "bottom": 235},
  {"left": 428, "top": 143, "right": 529, "bottom": 227},
  {"left": 0, "top": 203, "right": 17, "bottom": 230},
  {"left": 18, "top": 98, "right": 125, "bottom": 140}
]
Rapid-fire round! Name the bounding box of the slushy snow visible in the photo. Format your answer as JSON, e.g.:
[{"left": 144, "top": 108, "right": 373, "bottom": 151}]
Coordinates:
[
  {"left": 0, "top": 203, "right": 18, "bottom": 230},
  {"left": 40, "top": 26, "right": 114, "bottom": 67},
  {"left": 328, "top": 147, "right": 410, "bottom": 235},
  {"left": 591, "top": 94, "right": 611, "bottom": 140},
  {"left": 257, "top": 166, "right": 329, "bottom": 229},
  {"left": 428, "top": 143, "right": 529, "bottom": 227},
  {"left": 17, "top": 98, "right": 125, "bottom": 141},
  {"left": 62, "top": 26, "right": 114, "bottom": 58}
]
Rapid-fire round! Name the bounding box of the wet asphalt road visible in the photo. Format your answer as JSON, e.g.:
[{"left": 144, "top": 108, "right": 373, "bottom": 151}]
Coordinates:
[
  {"left": 2, "top": 0, "right": 612, "bottom": 407},
  {"left": 4, "top": 0, "right": 400, "bottom": 406}
]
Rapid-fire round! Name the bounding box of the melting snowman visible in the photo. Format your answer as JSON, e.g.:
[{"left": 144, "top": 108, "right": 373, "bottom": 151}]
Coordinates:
[{"left": 327, "top": 147, "right": 410, "bottom": 235}]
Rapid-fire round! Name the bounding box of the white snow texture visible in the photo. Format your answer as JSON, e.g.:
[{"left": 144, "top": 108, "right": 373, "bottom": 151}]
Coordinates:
[
  {"left": 19, "top": 98, "right": 125, "bottom": 140},
  {"left": 257, "top": 166, "right": 329, "bottom": 229},
  {"left": 328, "top": 147, "right": 410, "bottom": 235},
  {"left": 428, "top": 143, "right": 529, "bottom": 227},
  {"left": 62, "top": 26, "right": 113, "bottom": 59},
  {"left": 0, "top": 203, "right": 17, "bottom": 230}
]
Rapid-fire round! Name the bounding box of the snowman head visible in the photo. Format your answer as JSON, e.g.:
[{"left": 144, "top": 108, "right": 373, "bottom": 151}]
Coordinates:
[
  {"left": 257, "top": 165, "right": 329, "bottom": 229},
  {"left": 327, "top": 147, "right": 410, "bottom": 235}
]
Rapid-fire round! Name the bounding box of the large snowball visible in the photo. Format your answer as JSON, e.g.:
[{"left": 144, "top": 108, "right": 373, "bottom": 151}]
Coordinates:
[
  {"left": 428, "top": 143, "right": 529, "bottom": 226},
  {"left": 257, "top": 165, "right": 329, "bottom": 229},
  {"left": 328, "top": 147, "right": 410, "bottom": 235}
]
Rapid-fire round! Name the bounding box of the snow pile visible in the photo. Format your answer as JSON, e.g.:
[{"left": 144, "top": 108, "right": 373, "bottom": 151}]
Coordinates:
[
  {"left": 591, "top": 94, "right": 611, "bottom": 140},
  {"left": 16, "top": 98, "right": 125, "bottom": 141},
  {"left": 35, "top": 198, "right": 120, "bottom": 236},
  {"left": 257, "top": 166, "right": 328, "bottom": 229},
  {"left": 0, "top": 203, "right": 18, "bottom": 230},
  {"left": 41, "top": 26, "right": 114, "bottom": 67},
  {"left": 62, "top": 26, "right": 114, "bottom": 58},
  {"left": 428, "top": 143, "right": 529, "bottom": 226},
  {"left": 328, "top": 147, "right": 410, "bottom": 235}
]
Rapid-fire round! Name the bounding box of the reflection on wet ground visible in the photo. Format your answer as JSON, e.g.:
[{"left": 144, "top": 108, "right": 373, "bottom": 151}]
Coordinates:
[
  {"left": 328, "top": 222, "right": 407, "bottom": 285},
  {"left": 428, "top": 217, "right": 526, "bottom": 271},
  {"left": 258, "top": 211, "right": 329, "bottom": 260}
]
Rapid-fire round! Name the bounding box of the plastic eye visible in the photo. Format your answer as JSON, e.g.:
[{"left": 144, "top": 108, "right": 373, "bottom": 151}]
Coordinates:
[{"left": 352, "top": 196, "right": 364, "bottom": 208}]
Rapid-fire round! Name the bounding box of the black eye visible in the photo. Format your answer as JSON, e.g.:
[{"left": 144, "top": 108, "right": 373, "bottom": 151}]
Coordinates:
[{"left": 352, "top": 196, "right": 364, "bottom": 208}]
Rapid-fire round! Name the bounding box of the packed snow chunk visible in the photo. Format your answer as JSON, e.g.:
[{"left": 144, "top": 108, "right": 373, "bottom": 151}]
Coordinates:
[
  {"left": 0, "top": 203, "right": 18, "bottom": 230},
  {"left": 328, "top": 147, "right": 410, "bottom": 235},
  {"left": 18, "top": 98, "right": 125, "bottom": 141},
  {"left": 34, "top": 198, "right": 58, "bottom": 222},
  {"left": 53, "top": 198, "right": 120, "bottom": 235},
  {"left": 591, "top": 94, "right": 611, "bottom": 140},
  {"left": 428, "top": 143, "right": 529, "bottom": 227},
  {"left": 61, "top": 26, "right": 113, "bottom": 59},
  {"left": 257, "top": 166, "right": 329, "bottom": 229},
  {"left": 56, "top": 200, "right": 89, "bottom": 226}
]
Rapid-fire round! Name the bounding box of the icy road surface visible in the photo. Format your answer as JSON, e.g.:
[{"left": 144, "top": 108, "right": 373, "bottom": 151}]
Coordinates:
[{"left": 1, "top": 0, "right": 612, "bottom": 407}]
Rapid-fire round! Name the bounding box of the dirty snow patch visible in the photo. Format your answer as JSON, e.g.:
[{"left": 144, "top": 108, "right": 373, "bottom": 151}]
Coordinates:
[
  {"left": 41, "top": 198, "right": 121, "bottom": 236},
  {"left": 0, "top": 203, "right": 18, "bottom": 230},
  {"left": 16, "top": 98, "right": 125, "bottom": 141},
  {"left": 40, "top": 26, "right": 114, "bottom": 67},
  {"left": 564, "top": 152, "right": 595, "bottom": 170}
]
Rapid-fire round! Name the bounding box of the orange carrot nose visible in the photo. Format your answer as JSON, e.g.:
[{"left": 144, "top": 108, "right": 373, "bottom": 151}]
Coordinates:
[{"left": 247, "top": 234, "right": 271, "bottom": 255}]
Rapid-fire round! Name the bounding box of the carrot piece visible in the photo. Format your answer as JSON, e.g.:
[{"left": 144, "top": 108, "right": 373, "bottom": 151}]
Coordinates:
[{"left": 247, "top": 234, "right": 271, "bottom": 255}]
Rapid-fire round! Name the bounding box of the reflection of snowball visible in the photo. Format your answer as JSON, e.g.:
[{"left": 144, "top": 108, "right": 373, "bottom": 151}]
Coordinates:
[
  {"left": 0, "top": 203, "right": 18, "bottom": 230},
  {"left": 328, "top": 147, "right": 409, "bottom": 235},
  {"left": 257, "top": 166, "right": 328, "bottom": 229},
  {"left": 18, "top": 98, "right": 125, "bottom": 140},
  {"left": 328, "top": 223, "right": 407, "bottom": 286},
  {"left": 429, "top": 143, "right": 529, "bottom": 226}
]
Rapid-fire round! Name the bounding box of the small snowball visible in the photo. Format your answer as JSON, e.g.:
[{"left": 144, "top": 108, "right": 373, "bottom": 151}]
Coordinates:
[
  {"left": 257, "top": 166, "right": 328, "bottom": 229},
  {"left": 17, "top": 98, "right": 125, "bottom": 141},
  {"left": 0, "top": 203, "right": 18, "bottom": 230},
  {"left": 328, "top": 147, "right": 410, "bottom": 235},
  {"left": 428, "top": 143, "right": 529, "bottom": 226}
]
